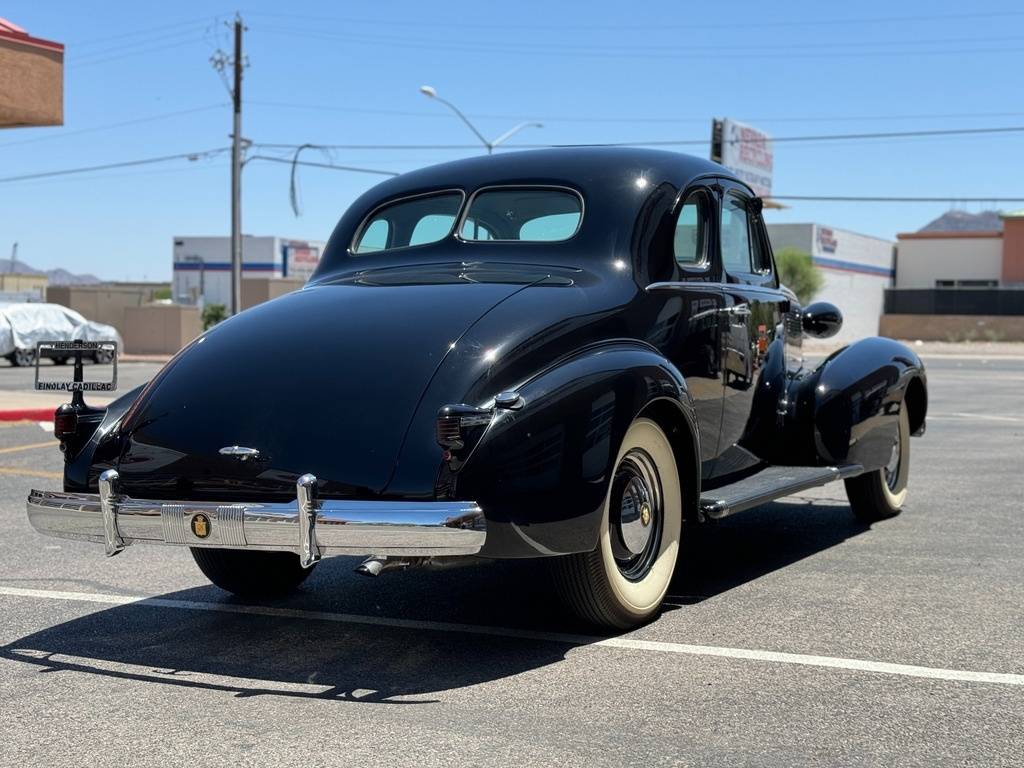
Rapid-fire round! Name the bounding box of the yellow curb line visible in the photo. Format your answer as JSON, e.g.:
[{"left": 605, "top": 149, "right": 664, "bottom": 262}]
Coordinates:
[
  {"left": 0, "top": 467, "right": 62, "bottom": 479},
  {"left": 0, "top": 440, "right": 57, "bottom": 455}
]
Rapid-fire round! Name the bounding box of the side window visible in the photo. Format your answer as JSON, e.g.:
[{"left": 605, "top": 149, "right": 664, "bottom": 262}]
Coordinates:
[
  {"left": 357, "top": 219, "right": 389, "bottom": 252},
  {"left": 749, "top": 212, "right": 774, "bottom": 274},
  {"left": 672, "top": 191, "right": 709, "bottom": 266},
  {"left": 720, "top": 193, "right": 753, "bottom": 274}
]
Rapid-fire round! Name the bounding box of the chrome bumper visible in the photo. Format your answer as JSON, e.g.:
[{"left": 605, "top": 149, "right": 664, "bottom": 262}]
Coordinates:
[{"left": 26, "top": 470, "right": 485, "bottom": 567}]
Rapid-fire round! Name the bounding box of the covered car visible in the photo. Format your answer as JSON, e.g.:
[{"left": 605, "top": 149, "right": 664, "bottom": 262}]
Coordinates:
[{"left": 0, "top": 302, "right": 121, "bottom": 366}]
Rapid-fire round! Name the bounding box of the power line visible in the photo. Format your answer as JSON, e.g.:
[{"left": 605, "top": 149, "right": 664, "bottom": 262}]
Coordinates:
[
  {"left": 260, "top": 28, "right": 1024, "bottom": 61},
  {"left": 246, "top": 155, "right": 399, "bottom": 176},
  {"left": 772, "top": 196, "right": 1024, "bottom": 203},
  {"left": 246, "top": 8, "right": 1024, "bottom": 32},
  {"left": 0, "top": 148, "right": 230, "bottom": 184},
  {"left": 71, "top": 14, "right": 226, "bottom": 48},
  {"left": 252, "top": 124, "right": 1024, "bottom": 152},
  {"left": 0, "top": 105, "right": 227, "bottom": 149},
  {"left": 245, "top": 100, "right": 1024, "bottom": 126}
]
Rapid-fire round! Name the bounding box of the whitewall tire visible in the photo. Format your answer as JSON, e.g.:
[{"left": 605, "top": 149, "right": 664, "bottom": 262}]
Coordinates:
[{"left": 553, "top": 417, "right": 682, "bottom": 630}]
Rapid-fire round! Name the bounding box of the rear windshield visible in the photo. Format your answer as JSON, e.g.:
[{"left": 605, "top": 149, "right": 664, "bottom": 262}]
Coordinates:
[
  {"left": 350, "top": 186, "right": 582, "bottom": 254},
  {"left": 461, "top": 188, "right": 582, "bottom": 242},
  {"left": 351, "top": 191, "right": 463, "bottom": 254}
]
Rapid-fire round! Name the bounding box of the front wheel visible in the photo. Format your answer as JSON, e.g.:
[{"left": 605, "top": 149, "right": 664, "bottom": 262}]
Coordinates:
[
  {"left": 845, "top": 406, "right": 910, "bottom": 522},
  {"left": 552, "top": 417, "right": 682, "bottom": 630},
  {"left": 190, "top": 548, "right": 316, "bottom": 597}
]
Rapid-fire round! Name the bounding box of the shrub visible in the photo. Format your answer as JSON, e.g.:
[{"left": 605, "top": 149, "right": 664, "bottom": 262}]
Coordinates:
[
  {"left": 202, "top": 303, "right": 227, "bottom": 330},
  {"left": 775, "top": 247, "right": 823, "bottom": 305}
]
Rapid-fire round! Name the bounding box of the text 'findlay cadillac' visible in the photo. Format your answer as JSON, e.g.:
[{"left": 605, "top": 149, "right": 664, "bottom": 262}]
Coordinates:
[{"left": 27, "top": 148, "right": 927, "bottom": 629}]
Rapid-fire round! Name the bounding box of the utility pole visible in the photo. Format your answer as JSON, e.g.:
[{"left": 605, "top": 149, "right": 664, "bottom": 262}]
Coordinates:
[{"left": 229, "top": 14, "right": 244, "bottom": 316}]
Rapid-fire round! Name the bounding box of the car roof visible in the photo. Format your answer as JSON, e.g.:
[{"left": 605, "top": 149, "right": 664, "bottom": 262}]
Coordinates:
[{"left": 361, "top": 147, "right": 735, "bottom": 200}]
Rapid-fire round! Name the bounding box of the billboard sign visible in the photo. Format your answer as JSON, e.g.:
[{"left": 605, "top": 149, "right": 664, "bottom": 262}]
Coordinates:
[
  {"left": 284, "top": 241, "right": 322, "bottom": 281},
  {"left": 710, "top": 118, "right": 774, "bottom": 198}
]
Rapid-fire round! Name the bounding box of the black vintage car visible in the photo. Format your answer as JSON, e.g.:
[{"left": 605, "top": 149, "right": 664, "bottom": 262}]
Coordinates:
[{"left": 27, "top": 148, "right": 927, "bottom": 629}]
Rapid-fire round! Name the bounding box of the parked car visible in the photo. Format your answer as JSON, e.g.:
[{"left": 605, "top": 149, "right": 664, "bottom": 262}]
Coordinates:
[
  {"left": 26, "top": 148, "right": 927, "bottom": 629},
  {"left": 0, "top": 302, "right": 121, "bottom": 366}
]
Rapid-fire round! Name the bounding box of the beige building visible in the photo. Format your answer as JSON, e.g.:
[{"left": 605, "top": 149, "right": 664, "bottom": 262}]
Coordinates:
[
  {"left": 0, "top": 18, "right": 63, "bottom": 128},
  {"left": 0, "top": 272, "right": 47, "bottom": 298}
]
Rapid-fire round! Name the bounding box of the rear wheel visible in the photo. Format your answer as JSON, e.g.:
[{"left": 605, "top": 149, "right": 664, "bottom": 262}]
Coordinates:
[
  {"left": 11, "top": 348, "right": 36, "bottom": 367},
  {"left": 845, "top": 406, "right": 910, "bottom": 522},
  {"left": 552, "top": 417, "right": 682, "bottom": 630},
  {"left": 190, "top": 548, "right": 315, "bottom": 597}
]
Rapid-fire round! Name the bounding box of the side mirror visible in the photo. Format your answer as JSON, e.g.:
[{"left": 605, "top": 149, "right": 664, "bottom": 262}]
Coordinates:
[{"left": 802, "top": 301, "right": 843, "bottom": 339}]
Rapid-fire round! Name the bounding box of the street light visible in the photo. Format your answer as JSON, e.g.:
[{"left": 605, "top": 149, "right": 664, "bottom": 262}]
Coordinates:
[{"left": 420, "top": 85, "right": 542, "bottom": 154}]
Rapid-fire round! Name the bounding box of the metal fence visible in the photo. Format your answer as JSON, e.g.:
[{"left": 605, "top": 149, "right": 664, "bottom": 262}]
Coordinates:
[{"left": 884, "top": 288, "right": 1024, "bottom": 316}]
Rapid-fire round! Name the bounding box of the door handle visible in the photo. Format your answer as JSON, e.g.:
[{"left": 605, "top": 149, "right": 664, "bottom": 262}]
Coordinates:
[{"left": 720, "top": 305, "right": 752, "bottom": 318}]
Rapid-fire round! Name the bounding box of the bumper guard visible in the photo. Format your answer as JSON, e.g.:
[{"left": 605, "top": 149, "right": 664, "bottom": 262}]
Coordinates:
[{"left": 27, "top": 470, "right": 485, "bottom": 566}]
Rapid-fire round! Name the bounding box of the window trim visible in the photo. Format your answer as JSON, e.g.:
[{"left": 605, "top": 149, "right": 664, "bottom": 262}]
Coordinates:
[
  {"left": 348, "top": 188, "right": 466, "bottom": 256},
  {"left": 718, "top": 185, "right": 778, "bottom": 288},
  {"left": 669, "top": 186, "right": 714, "bottom": 276},
  {"left": 454, "top": 184, "right": 585, "bottom": 244}
]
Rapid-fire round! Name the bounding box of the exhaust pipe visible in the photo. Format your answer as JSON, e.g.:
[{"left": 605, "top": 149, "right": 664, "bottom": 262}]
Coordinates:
[
  {"left": 354, "top": 556, "right": 415, "bottom": 577},
  {"left": 354, "top": 554, "right": 483, "bottom": 577}
]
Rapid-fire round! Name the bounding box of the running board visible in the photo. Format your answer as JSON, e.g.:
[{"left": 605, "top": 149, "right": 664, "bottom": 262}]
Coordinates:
[{"left": 699, "top": 464, "right": 863, "bottom": 520}]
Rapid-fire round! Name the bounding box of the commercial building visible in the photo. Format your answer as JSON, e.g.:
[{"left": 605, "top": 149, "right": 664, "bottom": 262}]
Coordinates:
[
  {"left": 881, "top": 210, "right": 1024, "bottom": 341},
  {"left": 0, "top": 271, "right": 47, "bottom": 300},
  {"left": 172, "top": 235, "right": 325, "bottom": 308},
  {"left": 0, "top": 17, "right": 63, "bottom": 128},
  {"left": 767, "top": 223, "right": 894, "bottom": 344}
]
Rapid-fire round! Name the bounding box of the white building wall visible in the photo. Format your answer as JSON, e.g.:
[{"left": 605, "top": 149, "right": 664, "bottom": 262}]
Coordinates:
[
  {"left": 172, "top": 235, "right": 325, "bottom": 307},
  {"left": 894, "top": 236, "right": 1003, "bottom": 288},
  {"left": 767, "top": 223, "right": 894, "bottom": 344}
]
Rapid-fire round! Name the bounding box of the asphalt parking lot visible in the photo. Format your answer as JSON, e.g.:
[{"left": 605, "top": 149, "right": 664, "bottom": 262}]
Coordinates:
[{"left": 0, "top": 356, "right": 1021, "bottom": 766}]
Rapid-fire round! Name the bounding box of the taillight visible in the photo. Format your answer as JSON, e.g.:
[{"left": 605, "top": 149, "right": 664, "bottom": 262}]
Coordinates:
[
  {"left": 53, "top": 404, "right": 78, "bottom": 440},
  {"left": 436, "top": 405, "right": 493, "bottom": 451}
]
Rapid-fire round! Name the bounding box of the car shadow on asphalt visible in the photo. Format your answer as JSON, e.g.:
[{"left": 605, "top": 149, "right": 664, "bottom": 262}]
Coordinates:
[{"left": 0, "top": 498, "right": 871, "bottom": 703}]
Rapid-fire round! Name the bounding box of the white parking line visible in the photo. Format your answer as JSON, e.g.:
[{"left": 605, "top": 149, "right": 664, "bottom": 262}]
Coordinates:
[
  {"left": 1, "top": 586, "right": 1021, "bottom": 687},
  {"left": 929, "top": 412, "right": 1024, "bottom": 423}
]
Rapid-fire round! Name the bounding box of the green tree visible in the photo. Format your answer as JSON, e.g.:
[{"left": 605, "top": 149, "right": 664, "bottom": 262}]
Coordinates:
[
  {"left": 774, "top": 247, "right": 823, "bottom": 305},
  {"left": 202, "top": 303, "right": 227, "bottom": 330}
]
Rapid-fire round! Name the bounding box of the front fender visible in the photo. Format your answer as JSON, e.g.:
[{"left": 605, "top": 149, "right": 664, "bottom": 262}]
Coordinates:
[
  {"left": 453, "top": 341, "right": 697, "bottom": 558},
  {"left": 791, "top": 337, "right": 927, "bottom": 470}
]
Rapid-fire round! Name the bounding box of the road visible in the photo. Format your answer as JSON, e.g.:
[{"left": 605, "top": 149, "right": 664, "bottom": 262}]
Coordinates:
[{"left": 0, "top": 355, "right": 1021, "bottom": 766}]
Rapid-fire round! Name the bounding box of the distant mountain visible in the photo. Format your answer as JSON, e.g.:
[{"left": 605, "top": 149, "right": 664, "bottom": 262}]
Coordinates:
[
  {"left": 45, "top": 268, "right": 102, "bottom": 286},
  {"left": 0, "top": 258, "right": 101, "bottom": 285},
  {"left": 919, "top": 210, "right": 1004, "bottom": 233}
]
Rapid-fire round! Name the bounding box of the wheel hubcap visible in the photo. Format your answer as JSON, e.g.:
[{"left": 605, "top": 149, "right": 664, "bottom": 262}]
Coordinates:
[
  {"left": 610, "top": 448, "right": 663, "bottom": 581},
  {"left": 884, "top": 423, "right": 901, "bottom": 491}
]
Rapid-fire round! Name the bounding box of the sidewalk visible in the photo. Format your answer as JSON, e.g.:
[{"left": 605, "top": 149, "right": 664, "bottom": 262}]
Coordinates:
[
  {"left": 0, "top": 391, "right": 114, "bottom": 421},
  {"left": 804, "top": 339, "right": 1024, "bottom": 359}
]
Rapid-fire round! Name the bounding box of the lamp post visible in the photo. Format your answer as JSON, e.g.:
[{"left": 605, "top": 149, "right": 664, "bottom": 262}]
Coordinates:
[{"left": 419, "top": 86, "right": 542, "bottom": 154}]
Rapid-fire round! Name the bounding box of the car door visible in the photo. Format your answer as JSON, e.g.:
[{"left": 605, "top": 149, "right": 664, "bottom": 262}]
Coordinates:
[
  {"left": 643, "top": 182, "right": 726, "bottom": 481},
  {"left": 711, "top": 180, "right": 790, "bottom": 480}
]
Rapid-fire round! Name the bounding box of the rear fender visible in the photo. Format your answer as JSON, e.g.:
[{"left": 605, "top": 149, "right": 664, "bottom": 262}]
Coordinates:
[
  {"left": 454, "top": 341, "right": 699, "bottom": 558},
  {"left": 790, "top": 337, "right": 927, "bottom": 471}
]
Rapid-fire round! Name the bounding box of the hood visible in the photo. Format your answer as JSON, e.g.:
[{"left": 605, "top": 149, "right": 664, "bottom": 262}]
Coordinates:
[{"left": 115, "top": 271, "right": 536, "bottom": 500}]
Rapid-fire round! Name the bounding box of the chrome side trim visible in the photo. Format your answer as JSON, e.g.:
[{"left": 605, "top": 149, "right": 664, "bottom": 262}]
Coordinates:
[{"left": 27, "top": 485, "right": 486, "bottom": 559}]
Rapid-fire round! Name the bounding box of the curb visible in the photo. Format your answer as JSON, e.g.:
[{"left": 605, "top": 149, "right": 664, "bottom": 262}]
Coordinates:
[{"left": 0, "top": 409, "right": 55, "bottom": 422}]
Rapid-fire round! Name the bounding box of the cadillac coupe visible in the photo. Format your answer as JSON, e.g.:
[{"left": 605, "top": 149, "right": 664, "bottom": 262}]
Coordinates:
[{"left": 27, "top": 148, "right": 928, "bottom": 629}]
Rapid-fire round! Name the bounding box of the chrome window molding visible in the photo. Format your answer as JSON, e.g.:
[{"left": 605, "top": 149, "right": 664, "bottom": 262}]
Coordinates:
[
  {"left": 453, "top": 184, "right": 585, "bottom": 244},
  {"left": 348, "top": 188, "right": 466, "bottom": 256}
]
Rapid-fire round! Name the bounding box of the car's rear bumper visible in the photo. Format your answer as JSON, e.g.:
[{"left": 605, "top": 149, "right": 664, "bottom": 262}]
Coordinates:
[{"left": 26, "top": 470, "right": 485, "bottom": 566}]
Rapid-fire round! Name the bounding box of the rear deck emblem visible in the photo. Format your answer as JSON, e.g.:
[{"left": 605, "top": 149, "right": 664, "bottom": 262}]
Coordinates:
[{"left": 191, "top": 513, "right": 211, "bottom": 539}]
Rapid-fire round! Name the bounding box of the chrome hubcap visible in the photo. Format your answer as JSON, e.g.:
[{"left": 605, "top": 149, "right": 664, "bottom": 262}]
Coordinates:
[
  {"left": 610, "top": 449, "right": 663, "bottom": 581},
  {"left": 884, "top": 424, "right": 901, "bottom": 491}
]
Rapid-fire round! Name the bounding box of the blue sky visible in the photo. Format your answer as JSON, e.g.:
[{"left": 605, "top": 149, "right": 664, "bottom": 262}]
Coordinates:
[{"left": 2, "top": 0, "right": 1023, "bottom": 280}]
